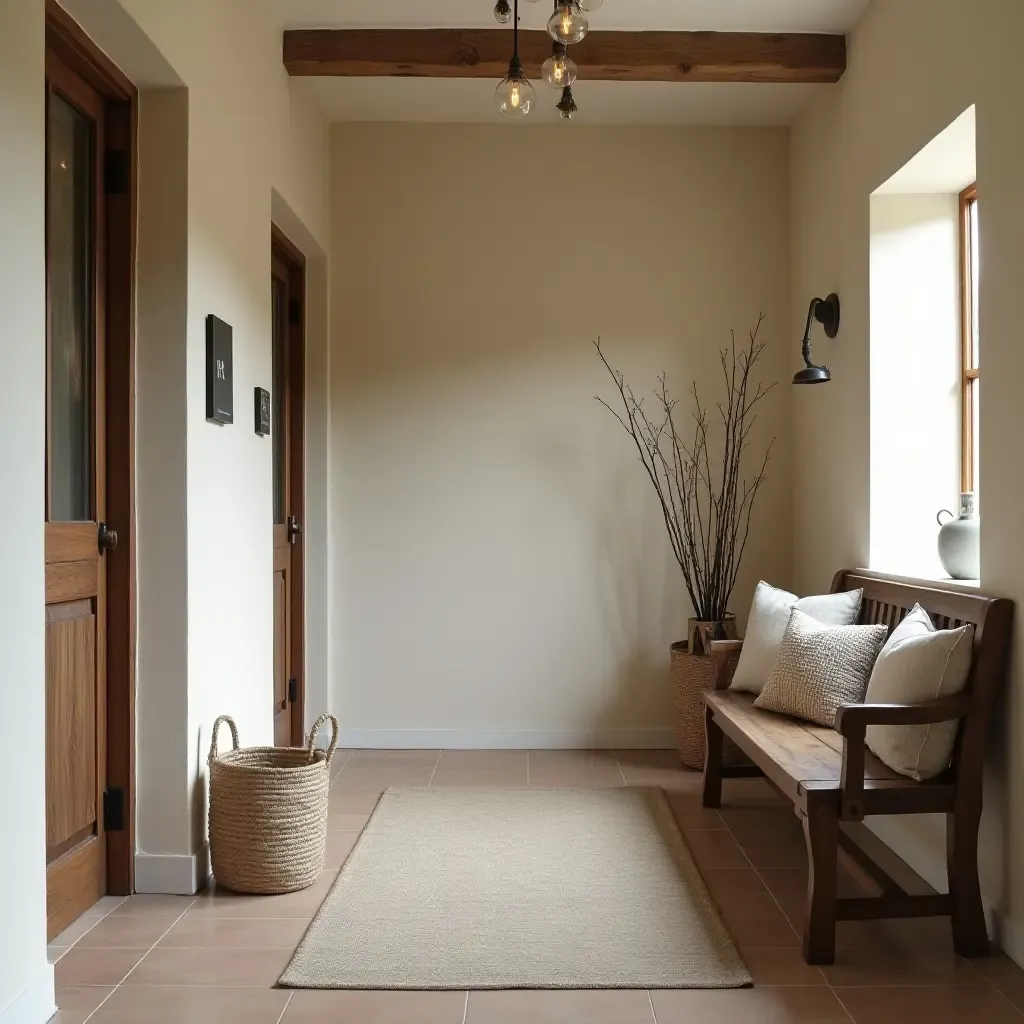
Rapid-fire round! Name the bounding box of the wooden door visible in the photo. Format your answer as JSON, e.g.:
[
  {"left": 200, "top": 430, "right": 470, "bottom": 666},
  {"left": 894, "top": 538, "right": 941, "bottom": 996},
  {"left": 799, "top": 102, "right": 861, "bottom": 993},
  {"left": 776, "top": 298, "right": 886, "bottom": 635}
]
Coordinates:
[
  {"left": 271, "top": 240, "right": 305, "bottom": 746},
  {"left": 45, "top": 54, "right": 111, "bottom": 939}
]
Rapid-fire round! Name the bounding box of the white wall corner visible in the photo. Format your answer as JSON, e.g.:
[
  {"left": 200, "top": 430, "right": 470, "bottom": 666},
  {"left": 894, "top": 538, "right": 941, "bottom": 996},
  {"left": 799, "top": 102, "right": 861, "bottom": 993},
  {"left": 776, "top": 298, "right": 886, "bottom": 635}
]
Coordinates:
[
  {"left": 338, "top": 728, "right": 676, "bottom": 751},
  {"left": 0, "top": 967, "right": 54, "bottom": 1024},
  {"left": 134, "top": 844, "right": 210, "bottom": 896}
]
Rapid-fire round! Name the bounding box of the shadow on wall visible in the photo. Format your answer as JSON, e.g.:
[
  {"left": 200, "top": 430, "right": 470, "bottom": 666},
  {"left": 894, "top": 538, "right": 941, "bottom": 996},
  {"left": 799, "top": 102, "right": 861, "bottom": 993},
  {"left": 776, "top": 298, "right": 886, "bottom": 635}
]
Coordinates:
[{"left": 529, "top": 429, "right": 686, "bottom": 732}]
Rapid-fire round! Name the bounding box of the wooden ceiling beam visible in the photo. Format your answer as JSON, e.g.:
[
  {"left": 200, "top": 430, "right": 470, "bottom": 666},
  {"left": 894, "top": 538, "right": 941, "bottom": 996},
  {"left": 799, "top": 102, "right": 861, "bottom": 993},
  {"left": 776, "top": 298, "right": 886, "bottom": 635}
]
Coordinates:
[{"left": 283, "top": 29, "right": 846, "bottom": 85}]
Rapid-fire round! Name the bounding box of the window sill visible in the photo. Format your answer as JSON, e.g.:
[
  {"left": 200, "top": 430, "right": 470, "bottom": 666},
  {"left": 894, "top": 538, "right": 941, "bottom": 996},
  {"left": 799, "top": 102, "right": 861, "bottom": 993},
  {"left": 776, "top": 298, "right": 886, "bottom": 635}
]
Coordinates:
[{"left": 868, "top": 566, "right": 981, "bottom": 590}]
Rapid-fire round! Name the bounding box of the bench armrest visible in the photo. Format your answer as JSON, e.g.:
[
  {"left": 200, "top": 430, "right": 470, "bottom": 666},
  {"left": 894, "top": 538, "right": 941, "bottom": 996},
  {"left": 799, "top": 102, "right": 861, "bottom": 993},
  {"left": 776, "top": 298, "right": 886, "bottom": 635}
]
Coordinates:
[
  {"left": 835, "top": 695, "right": 972, "bottom": 734},
  {"left": 835, "top": 696, "right": 971, "bottom": 819},
  {"left": 709, "top": 639, "right": 743, "bottom": 690}
]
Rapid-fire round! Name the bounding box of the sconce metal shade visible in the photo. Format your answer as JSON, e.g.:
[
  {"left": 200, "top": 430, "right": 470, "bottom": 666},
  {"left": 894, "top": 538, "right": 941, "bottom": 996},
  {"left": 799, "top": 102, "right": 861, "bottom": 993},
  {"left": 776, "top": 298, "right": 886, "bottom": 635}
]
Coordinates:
[
  {"left": 793, "top": 292, "right": 840, "bottom": 385},
  {"left": 793, "top": 364, "right": 832, "bottom": 385}
]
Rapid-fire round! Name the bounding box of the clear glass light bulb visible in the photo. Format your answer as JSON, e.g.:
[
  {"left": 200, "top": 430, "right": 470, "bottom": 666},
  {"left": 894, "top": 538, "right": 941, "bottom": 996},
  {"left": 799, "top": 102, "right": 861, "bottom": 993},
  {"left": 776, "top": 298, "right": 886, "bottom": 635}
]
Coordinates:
[
  {"left": 495, "top": 73, "right": 535, "bottom": 117},
  {"left": 547, "top": 3, "right": 588, "bottom": 45},
  {"left": 577, "top": 0, "right": 603, "bottom": 10},
  {"left": 493, "top": 0, "right": 511, "bottom": 23},
  {"left": 542, "top": 51, "right": 578, "bottom": 88}
]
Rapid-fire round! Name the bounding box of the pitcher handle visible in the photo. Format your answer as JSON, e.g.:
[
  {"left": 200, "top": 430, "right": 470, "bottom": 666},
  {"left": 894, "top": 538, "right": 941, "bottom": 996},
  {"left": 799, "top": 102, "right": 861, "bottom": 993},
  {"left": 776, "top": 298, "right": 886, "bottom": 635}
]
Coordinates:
[{"left": 937, "top": 509, "right": 954, "bottom": 527}]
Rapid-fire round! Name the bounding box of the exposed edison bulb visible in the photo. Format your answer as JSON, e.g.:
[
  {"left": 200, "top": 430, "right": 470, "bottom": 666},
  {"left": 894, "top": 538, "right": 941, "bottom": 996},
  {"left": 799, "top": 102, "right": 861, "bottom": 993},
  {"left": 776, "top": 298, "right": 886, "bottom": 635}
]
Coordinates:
[
  {"left": 542, "top": 50, "right": 577, "bottom": 89},
  {"left": 493, "top": 0, "right": 511, "bottom": 23},
  {"left": 547, "top": 3, "right": 588, "bottom": 45},
  {"left": 495, "top": 70, "right": 535, "bottom": 117}
]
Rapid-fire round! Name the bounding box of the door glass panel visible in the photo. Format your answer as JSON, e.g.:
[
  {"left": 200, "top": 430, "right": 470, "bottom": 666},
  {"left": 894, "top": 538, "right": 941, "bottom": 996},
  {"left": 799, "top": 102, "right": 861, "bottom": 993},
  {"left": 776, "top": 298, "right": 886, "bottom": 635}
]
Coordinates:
[
  {"left": 47, "top": 93, "right": 93, "bottom": 523},
  {"left": 271, "top": 275, "right": 286, "bottom": 525}
]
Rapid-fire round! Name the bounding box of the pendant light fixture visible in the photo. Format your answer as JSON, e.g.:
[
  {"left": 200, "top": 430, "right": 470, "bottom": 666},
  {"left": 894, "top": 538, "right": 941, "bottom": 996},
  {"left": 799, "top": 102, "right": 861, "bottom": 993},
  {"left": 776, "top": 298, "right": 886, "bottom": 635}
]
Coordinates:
[
  {"left": 493, "top": 0, "right": 602, "bottom": 120},
  {"left": 495, "top": 0, "right": 535, "bottom": 118},
  {"left": 548, "top": 1, "right": 588, "bottom": 45}
]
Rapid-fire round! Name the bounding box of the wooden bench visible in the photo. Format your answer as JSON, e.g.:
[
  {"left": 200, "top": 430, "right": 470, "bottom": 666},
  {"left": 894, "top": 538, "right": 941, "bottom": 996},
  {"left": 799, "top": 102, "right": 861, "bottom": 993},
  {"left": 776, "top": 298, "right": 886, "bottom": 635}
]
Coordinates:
[{"left": 701, "top": 569, "right": 1013, "bottom": 964}]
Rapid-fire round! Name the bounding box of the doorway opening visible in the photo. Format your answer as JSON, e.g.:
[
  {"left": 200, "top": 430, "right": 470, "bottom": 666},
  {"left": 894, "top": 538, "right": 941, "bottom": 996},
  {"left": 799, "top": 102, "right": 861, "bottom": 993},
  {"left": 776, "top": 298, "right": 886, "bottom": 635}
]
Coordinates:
[
  {"left": 271, "top": 229, "right": 306, "bottom": 746},
  {"left": 45, "top": 2, "right": 136, "bottom": 939}
]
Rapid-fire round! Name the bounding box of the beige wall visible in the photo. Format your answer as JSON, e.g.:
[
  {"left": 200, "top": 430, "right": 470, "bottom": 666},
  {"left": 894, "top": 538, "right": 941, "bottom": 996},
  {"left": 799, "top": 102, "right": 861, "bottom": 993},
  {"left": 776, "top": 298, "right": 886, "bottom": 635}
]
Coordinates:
[
  {"left": 0, "top": 2, "right": 53, "bottom": 1018},
  {"left": 791, "top": 0, "right": 1024, "bottom": 956},
  {"left": 329, "top": 124, "right": 792, "bottom": 747},
  {"left": 63, "top": 0, "right": 335, "bottom": 887}
]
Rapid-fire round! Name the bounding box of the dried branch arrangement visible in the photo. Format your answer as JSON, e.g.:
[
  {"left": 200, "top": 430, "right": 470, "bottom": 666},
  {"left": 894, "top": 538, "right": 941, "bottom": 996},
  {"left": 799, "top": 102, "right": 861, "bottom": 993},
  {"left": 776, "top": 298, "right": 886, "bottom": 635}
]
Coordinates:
[{"left": 595, "top": 316, "right": 777, "bottom": 623}]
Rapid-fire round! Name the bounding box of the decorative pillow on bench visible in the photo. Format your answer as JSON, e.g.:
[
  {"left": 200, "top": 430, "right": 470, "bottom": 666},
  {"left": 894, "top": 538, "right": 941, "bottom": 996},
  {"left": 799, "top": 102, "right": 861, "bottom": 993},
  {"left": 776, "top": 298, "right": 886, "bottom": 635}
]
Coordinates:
[
  {"left": 753, "top": 609, "right": 888, "bottom": 728},
  {"left": 864, "top": 603, "right": 975, "bottom": 781},
  {"left": 730, "top": 581, "right": 864, "bottom": 695}
]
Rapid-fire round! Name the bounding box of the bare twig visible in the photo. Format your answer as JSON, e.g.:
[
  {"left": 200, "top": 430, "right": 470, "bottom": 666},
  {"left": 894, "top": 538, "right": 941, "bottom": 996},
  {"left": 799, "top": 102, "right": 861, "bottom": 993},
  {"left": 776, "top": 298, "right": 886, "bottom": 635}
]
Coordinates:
[{"left": 595, "top": 319, "right": 776, "bottom": 621}]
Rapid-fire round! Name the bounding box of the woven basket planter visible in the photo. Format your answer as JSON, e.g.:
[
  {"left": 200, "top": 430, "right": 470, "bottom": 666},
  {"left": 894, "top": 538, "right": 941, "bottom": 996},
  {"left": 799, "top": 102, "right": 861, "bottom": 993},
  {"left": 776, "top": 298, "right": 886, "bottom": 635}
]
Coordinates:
[
  {"left": 207, "top": 712, "right": 339, "bottom": 894},
  {"left": 671, "top": 641, "right": 746, "bottom": 770}
]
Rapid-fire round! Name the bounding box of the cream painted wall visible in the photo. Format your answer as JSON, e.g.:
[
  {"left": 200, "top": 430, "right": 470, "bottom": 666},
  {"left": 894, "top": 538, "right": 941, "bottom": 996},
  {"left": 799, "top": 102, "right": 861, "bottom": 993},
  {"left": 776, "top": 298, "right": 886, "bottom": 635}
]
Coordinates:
[
  {"left": 62, "top": 0, "right": 335, "bottom": 879},
  {"left": 329, "top": 124, "right": 792, "bottom": 748},
  {"left": 0, "top": 3, "right": 54, "bottom": 1019},
  {"left": 791, "top": 0, "right": 1024, "bottom": 956}
]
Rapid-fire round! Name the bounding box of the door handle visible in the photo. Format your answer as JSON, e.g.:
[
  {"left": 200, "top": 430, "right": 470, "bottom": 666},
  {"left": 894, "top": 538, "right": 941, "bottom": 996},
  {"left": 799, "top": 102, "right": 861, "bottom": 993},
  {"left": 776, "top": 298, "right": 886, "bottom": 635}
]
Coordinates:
[
  {"left": 287, "top": 515, "right": 302, "bottom": 544},
  {"left": 98, "top": 521, "right": 118, "bottom": 554}
]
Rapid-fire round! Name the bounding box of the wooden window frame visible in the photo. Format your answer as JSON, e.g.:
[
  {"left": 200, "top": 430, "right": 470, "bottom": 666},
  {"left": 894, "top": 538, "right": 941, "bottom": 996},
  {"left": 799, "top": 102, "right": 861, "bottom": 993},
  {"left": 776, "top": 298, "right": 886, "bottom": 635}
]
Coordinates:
[{"left": 959, "top": 182, "right": 979, "bottom": 495}]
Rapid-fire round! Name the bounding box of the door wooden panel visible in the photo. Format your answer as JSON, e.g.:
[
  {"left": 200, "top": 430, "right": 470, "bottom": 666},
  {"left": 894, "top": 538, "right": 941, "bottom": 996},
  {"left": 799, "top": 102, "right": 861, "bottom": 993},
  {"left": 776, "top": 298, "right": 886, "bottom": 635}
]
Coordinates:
[
  {"left": 45, "top": 51, "right": 108, "bottom": 941},
  {"left": 271, "top": 239, "right": 305, "bottom": 746},
  {"left": 46, "top": 601, "right": 97, "bottom": 852},
  {"left": 273, "top": 538, "right": 290, "bottom": 745}
]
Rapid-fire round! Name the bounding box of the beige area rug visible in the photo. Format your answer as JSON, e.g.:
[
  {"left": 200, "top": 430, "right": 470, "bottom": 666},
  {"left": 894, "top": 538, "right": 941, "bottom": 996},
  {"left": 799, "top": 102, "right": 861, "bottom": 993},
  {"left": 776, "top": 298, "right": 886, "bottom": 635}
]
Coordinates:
[{"left": 280, "top": 786, "right": 751, "bottom": 990}]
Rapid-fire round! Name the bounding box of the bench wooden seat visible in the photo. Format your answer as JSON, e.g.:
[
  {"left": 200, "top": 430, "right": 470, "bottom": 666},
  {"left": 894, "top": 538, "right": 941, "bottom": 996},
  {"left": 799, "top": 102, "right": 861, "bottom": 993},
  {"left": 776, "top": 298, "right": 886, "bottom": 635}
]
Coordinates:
[{"left": 701, "top": 569, "right": 1013, "bottom": 965}]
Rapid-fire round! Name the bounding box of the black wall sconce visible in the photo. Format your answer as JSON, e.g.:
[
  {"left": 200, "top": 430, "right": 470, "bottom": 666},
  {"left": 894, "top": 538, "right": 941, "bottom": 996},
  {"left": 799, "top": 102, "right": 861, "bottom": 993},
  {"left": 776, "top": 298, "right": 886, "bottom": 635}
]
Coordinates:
[{"left": 793, "top": 293, "right": 840, "bottom": 385}]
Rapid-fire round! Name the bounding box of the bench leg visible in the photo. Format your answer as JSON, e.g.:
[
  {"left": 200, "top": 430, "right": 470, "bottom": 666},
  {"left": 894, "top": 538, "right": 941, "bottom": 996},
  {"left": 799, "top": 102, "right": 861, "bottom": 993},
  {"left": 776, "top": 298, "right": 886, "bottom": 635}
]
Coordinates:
[
  {"left": 947, "top": 810, "right": 989, "bottom": 957},
  {"left": 801, "top": 797, "right": 838, "bottom": 964},
  {"left": 702, "top": 705, "right": 724, "bottom": 809}
]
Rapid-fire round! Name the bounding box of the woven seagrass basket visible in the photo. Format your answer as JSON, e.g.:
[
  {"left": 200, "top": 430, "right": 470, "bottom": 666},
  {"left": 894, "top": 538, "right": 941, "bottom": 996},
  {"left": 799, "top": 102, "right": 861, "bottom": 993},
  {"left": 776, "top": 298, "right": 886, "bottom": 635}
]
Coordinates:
[
  {"left": 671, "top": 641, "right": 746, "bottom": 770},
  {"left": 207, "top": 712, "right": 339, "bottom": 894}
]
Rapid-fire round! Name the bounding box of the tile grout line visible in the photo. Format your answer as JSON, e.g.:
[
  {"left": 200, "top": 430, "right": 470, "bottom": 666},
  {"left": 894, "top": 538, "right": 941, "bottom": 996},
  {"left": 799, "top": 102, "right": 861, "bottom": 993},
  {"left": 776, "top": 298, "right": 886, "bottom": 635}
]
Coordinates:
[
  {"left": 80, "top": 895, "right": 200, "bottom": 1024},
  {"left": 273, "top": 989, "right": 295, "bottom": 1024},
  {"left": 428, "top": 748, "right": 442, "bottom": 788},
  {"left": 715, "top": 810, "right": 852, "bottom": 1010}
]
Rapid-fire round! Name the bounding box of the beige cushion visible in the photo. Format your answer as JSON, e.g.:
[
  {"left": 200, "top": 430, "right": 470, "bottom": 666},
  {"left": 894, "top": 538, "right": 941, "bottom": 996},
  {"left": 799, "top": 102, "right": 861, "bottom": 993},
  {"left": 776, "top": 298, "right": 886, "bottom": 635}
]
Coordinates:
[
  {"left": 730, "top": 582, "right": 864, "bottom": 695},
  {"left": 753, "top": 609, "right": 888, "bottom": 728},
  {"left": 864, "top": 604, "right": 975, "bottom": 781}
]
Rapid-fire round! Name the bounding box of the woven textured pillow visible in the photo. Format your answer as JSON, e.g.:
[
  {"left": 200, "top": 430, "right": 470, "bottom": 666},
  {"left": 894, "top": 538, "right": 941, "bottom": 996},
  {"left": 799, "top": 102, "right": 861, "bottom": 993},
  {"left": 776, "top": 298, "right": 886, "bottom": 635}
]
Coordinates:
[
  {"left": 730, "top": 582, "right": 863, "bottom": 695},
  {"left": 864, "top": 604, "right": 974, "bottom": 781},
  {"left": 753, "top": 609, "right": 889, "bottom": 728}
]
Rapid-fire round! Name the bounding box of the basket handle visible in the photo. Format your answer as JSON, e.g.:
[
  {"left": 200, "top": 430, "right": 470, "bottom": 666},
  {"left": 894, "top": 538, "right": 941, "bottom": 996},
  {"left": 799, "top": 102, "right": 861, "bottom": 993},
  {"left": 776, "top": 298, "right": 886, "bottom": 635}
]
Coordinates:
[
  {"left": 208, "top": 715, "right": 240, "bottom": 766},
  {"left": 307, "top": 713, "right": 340, "bottom": 764}
]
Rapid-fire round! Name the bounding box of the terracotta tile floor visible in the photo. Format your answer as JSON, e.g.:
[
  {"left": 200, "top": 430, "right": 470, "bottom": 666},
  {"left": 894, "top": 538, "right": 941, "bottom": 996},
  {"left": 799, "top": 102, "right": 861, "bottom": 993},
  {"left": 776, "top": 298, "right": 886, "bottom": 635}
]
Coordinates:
[{"left": 48, "top": 748, "right": 1024, "bottom": 1023}]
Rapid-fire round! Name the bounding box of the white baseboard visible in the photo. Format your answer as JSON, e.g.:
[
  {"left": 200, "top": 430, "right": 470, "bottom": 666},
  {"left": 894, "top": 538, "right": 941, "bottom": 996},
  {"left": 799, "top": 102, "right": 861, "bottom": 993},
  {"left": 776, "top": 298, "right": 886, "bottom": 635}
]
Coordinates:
[
  {"left": 0, "top": 966, "right": 54, "bottom": 1024},
  {"left": 134, "top": 844, "right": 210, "bottom": 895},
  {"left": 337, "top": 727, "right": 675, "bottom": 750}
]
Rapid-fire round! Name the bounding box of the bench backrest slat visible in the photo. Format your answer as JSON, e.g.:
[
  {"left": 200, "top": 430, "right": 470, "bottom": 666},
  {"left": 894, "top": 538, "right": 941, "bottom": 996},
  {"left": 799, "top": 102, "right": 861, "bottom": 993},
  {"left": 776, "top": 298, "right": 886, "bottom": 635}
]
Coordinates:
[{"left": 831, "top": 569, "right": 1013, "bottom": 804}]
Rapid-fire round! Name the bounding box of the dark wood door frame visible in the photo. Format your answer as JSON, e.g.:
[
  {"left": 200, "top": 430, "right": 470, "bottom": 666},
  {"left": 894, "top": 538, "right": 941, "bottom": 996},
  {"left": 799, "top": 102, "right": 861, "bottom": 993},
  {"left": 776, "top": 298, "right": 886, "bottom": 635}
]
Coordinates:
[
  {"left": 47, "top": 1, "right": 137, "bottom": 898},
  {"left": 272, "top": 227, "right": 306, "bottom": 746}
]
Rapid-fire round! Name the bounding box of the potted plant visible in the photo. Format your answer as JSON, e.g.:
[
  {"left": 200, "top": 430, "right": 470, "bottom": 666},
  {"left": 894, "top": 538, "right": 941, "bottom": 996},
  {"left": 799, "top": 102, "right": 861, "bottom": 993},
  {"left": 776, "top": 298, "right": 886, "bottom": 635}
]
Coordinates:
[{"left": 595, "top": 317, "right": 777, "bottom": 767}]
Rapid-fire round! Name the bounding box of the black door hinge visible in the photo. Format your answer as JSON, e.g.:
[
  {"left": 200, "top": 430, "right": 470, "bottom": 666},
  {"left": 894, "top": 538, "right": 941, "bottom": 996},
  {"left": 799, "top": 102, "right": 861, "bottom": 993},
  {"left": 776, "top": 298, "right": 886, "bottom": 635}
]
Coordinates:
[
  {"left": 103, "top": 149, "right": 130, "bottom": 196},
  {"left": 288, "top": 677, "right": 298, "bottom": 704},
  {"left": 287, "top": 297, "right": 301, "bottom": 326},
  {"left": 103, "top": 788, "right": 125, "bottom": 831}
]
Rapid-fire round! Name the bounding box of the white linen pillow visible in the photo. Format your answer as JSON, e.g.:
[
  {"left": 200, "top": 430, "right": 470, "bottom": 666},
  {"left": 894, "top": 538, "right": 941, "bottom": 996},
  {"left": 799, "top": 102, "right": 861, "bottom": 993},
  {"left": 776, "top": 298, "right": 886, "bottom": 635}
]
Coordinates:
[
  {"left": 730, "top": 581, "right": 864, "bottom": 695},
  {"left": 864, "top": 604, "right": 974, "bottom": 781},
  {"left": 753, "top": 610, "right": 888, "bottom": 727}
]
